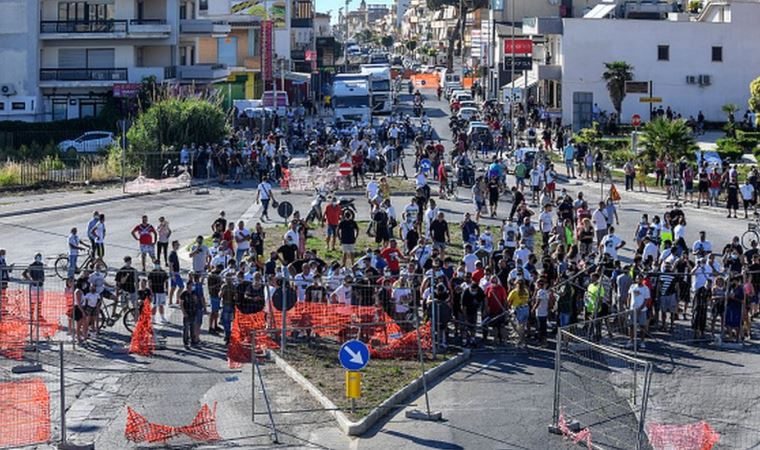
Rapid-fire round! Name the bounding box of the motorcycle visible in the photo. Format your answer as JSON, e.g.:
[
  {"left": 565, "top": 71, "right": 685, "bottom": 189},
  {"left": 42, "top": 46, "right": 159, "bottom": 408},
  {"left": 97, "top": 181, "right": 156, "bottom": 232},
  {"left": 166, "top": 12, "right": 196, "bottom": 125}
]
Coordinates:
[
  {"left": 420, "top": 120, "right": 433, "bottom": 140},
  {"left": 161, "top": 159, "right": 183, "bottom": 178},
  {"left": 338, "top": 197, "right": 357, "bottom": 217},
  {"left": 413, "top": 102, "right": 423, "bottom": 117},
  {"left": 305, "top": 188, "right": 327, "bottom": 223}
]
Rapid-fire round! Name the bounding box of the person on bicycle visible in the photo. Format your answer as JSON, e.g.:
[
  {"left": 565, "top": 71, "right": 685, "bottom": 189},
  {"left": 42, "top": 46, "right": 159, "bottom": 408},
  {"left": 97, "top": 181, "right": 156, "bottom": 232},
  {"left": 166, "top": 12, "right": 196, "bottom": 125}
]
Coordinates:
[{"left": 132, "top": 215, "right": 158, "bottom": 272}]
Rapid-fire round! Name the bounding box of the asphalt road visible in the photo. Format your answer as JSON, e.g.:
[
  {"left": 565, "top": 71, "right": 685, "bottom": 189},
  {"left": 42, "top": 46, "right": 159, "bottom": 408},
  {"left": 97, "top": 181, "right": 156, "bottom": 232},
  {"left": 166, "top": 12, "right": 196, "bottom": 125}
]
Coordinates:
[{"left": 3, "top": 89, "right": 759, "bottom": 449}]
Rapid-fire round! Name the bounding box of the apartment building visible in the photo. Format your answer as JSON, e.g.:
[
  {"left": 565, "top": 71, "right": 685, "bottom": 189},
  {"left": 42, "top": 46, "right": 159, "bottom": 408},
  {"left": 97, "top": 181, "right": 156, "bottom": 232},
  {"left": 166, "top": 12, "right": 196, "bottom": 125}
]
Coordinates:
[
  {"left": 0, "top": 0, "right": 232, "bottom": 122},
  {"left": 521, "top": 0, "right": 760, "bottom": 130}
]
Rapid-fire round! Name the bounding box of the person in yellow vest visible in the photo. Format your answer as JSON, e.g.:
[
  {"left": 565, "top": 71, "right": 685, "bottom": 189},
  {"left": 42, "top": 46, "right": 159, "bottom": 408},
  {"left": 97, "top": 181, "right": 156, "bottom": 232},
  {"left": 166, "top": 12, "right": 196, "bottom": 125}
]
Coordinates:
[
  {"left": 660, "top": 221, "right": 674, "bottom": 251},
  {"left": 585, "top": 272, "right": 614, "bottom": 340},
  {"left": 508, "top": 279, "right": 530, "bottom": 348}
]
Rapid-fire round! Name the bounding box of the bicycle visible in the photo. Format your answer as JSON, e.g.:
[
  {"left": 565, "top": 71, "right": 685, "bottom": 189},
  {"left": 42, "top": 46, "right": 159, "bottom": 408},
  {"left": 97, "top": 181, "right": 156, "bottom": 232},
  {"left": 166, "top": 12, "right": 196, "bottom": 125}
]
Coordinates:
[
  {"left": 54, "top": 249, "right": 107, "bottom": 280},
  {"left": 741, "top": 211, "right": 760, "bottom": 249},
  {"left": 98, "top": 290, "right": 138, "bottom": 333}
]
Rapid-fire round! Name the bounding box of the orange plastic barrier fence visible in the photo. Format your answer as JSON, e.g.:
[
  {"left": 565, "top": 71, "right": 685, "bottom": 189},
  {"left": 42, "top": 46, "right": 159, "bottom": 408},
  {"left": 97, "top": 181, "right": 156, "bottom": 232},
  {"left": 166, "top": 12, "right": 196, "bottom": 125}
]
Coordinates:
[
  {"left": 0, "top": 378, "right": 51, "bottom": 448},
  {"left": 411, "top": 74, "right": 440, "bottom": 89},
  {"left": 0, "top": 288, "right": 71, "bottom": 360},
  {"left": 647, "top": 422, "right": 720, "bottom": 450},
  {"left": 462, "top": 77, "right": 476, "bottom": 89},
  {"left": 125, "top": 403, "right": 221, "bottom": 444},
  {"left": 558, "top": 409, "right": 593, "bottom": 450},
  {"left": 227, "top": 302, "right": 431, "bottom": 368},
  {"left": 129, "top": 300, "right": 155, "bottom": 356}
]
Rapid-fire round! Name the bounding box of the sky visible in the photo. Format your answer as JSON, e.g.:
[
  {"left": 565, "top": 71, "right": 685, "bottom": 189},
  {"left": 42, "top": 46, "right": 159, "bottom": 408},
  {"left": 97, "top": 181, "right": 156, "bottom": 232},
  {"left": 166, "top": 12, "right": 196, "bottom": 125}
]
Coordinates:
[{"left": 315, "top": 0, "right": 393, "bottom": 23}]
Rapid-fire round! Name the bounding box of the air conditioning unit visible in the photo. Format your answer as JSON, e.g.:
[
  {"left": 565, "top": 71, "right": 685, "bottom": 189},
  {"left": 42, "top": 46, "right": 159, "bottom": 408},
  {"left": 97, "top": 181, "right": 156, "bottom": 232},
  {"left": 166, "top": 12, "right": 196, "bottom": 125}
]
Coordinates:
[
  {"left": 698, "top": 75, "right": 712, "bottom": 86},
  {"left": 685, "top": 75, "right": 696, "bottom": 85},
  {"left": 0, "top": 84, "right": 16, "bottom": 96}
]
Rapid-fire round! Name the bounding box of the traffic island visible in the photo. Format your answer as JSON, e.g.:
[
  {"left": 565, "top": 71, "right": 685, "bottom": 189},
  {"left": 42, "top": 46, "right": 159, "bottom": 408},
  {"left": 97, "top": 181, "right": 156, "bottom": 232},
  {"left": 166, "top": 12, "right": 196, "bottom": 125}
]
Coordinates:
[{"left": 268, "top": 341, "right": 470, "bottom": 436}]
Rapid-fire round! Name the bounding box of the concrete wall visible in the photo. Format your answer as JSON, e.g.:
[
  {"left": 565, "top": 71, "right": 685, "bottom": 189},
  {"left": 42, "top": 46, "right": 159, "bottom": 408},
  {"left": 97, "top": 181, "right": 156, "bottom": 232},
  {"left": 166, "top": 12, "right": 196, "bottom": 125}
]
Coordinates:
[{"left": 560, "top": 2, "right": 760, "bottom": 125}]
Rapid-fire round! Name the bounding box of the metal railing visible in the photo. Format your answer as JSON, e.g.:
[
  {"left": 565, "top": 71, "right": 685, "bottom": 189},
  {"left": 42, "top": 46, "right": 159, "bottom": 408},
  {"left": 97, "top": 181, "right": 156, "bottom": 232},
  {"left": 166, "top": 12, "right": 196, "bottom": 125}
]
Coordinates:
[
  {"left": 39, "top": 68, "right": 128, "bottom": 82},
  {"left": 128, "top": 19, "right": 168, "bottom": 26},
  {"left": 40, "top": 19, "right": 128, "bottom": 33}
]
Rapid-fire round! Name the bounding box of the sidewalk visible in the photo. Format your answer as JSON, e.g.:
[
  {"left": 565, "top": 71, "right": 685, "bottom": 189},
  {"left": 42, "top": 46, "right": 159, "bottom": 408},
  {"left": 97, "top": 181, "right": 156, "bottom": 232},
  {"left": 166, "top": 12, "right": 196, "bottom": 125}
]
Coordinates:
[{"left": 0, "top": 185, "right": 135, "bottom": 218}]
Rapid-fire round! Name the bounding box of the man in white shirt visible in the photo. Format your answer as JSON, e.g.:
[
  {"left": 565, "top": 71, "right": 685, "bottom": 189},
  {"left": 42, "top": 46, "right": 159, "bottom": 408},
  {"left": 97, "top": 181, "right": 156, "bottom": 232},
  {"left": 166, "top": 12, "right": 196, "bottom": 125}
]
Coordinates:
[
  {"left": 234, "top": 221, "right": 251, "bottom": 264},
  {"left": 513, "top": 242, "right": 531, "bottom": 266},
  {"left": 366, "top": 177, "right": 379, "bottom": 203},
  {"left": 404, "top": 198, "right": 420, "bottom": 227},
  {"left": 462, "top": 244, "right": 479, "bottom": 273},
  {"left": 67, "top": 227, "right": 87, "bottom": 279},
  {"left": 293, "top": 265, "right": 313, "bottom": 302},
  {"left": 741, "top": 179, "right": 756, "bottom": 218},
  {"left": 190, "top": 235, "right": 210, "bottom": 274},
  {"left": 641, "top": 236, "right": 659, "bottom": 266},
  {"left": 331, "top": 276, "right": 353, "bottom": 305},
  {"left": 256, "top": 177, "right": 276, "bottom": 221},
  {"left": 627, "top": 273, "right": 650, "bottom": 348},
  {"left": 284, "top": 221, "right": 300, "bottom": 249},
  {"left": 692, "top": 231, "right": 713, "bottom": 256},
  {"left": 600, "top": 226, "right": 626, "bottom": 261},
  {"left": 538, "top": 204, "right": 554, "bottom": 245},
  {"left": 502, "top": 219, "right": 519, "bottom": 253},
  {"left": 529, "top": 166, "right": 542, "bottom": 203},
  {"left": 592, "top": 201, "right": 609, "bottom": 244},
  {"left": 415, "top": 170, "right": 427, "bottom": 189}
]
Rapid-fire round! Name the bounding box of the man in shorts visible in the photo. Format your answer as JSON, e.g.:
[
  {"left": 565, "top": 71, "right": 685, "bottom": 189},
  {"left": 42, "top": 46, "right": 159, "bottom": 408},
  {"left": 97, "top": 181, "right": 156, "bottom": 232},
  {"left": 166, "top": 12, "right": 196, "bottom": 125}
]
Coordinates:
[
  {"left": 337, "top": 211, "right": 359, "bottom": 267},
  {"left": 148, "top": 261, "right": 169, "bottom": 323},
  {"left": 132, "top": 215, "right": 157, "bottom": 271},
  {"left": 168, "top": 240, "right": 184, "bottom": 306},
  {"left": 323, "top": 197, "right": 342, "bottom": 251}
]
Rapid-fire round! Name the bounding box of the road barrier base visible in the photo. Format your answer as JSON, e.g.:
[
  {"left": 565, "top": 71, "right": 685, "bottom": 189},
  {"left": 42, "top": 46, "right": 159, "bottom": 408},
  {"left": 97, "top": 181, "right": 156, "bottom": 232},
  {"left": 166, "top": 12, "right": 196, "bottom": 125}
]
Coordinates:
[
  {"left": 405, "top": 409, "right": 442, "bottom": 421},
  {"left": 11, "top": 363, "right": 43, "bottom": 374}
]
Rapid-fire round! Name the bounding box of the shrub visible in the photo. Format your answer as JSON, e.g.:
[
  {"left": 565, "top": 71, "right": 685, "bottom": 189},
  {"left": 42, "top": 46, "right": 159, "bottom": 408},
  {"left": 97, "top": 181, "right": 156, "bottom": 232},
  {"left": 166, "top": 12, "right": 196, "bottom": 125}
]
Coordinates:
[
  {"left": 736, "top": 130, "right": 760, "bottom": 141},
  {"left": 715, "top": 138, "right": 745, "bottom": 162},
  {"left": 0, "top": 162, "right": 21, "bottom": 186},
  {"left": 608, "top": 148, "right": 636, "bottom": 165}
]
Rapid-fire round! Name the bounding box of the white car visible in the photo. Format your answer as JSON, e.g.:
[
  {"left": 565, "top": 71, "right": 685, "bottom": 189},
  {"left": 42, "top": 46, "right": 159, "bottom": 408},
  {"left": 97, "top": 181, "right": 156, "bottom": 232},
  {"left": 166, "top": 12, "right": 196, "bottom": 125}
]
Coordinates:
[
  {"left": 58, "top": 131, "right": 115, "bottom": 154},
  {"left": 457, "top": 107, "right": 480, "bottom": 122},
  {"left": 467, "top": 121, "right": 491, "bottom": 137},
  {"left": 458, "top": 101, "right": 479, "bottom": 110}
]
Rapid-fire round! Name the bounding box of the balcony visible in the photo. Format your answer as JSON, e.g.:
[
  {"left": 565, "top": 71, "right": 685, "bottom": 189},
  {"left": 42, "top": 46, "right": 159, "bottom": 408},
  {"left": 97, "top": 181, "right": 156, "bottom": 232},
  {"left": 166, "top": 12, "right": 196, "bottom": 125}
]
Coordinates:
[
  {"left": 291, "top": 18, "right": 313, "bottom": 28},
  {"left": 176, "top": 64, "right": 230, "bottom": 82},
  {"left": 39, "top": 68, "right": 127, "bottom": 88},
  {"left": 522, "top": 17, "right": 563, "bottom": 36},
  {"left": 179, "top": 20, "right": 231, "bottom": 37},
  {"left": 127, "top": 19, "right": 172, "bottom": 37},
  {"left": 39, "top": 19, "right": 171, "bottom": 39}
]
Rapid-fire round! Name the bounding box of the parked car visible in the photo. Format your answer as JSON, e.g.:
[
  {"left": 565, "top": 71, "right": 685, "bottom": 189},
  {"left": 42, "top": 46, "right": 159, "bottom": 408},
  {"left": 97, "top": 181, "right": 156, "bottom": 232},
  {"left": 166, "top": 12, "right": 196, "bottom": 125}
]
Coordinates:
[
  {"left": 58, "top": 131, "right": 115, "bottom": 154},
  {"left": 457, "top": 107, "right": 480, "bottom": 122}
]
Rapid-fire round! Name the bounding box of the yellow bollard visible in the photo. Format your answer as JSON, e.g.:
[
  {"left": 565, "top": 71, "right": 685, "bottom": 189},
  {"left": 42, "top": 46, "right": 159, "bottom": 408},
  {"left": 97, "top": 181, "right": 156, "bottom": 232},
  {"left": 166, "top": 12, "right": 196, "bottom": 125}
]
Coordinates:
[{"left": 345, "top": 371, "right": 361, "bottom": 399}]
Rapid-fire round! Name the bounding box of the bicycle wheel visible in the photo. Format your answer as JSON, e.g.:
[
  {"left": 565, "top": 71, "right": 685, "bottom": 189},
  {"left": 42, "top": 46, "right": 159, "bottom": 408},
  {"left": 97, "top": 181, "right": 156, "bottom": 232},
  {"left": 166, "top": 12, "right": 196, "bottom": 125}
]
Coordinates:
[
  {"left": 54, "top": 256, "right": 70, "bottom": 279},
  {"left": 123, "top": 307, "right": 138, "bottom": 333},
  {"left": 741, "top": 230, "right": 760, "bottom": 249},
  {"left": 88, "top": 258, "right": 108, "bottom": 275},
  {"left": 98, "top": 308, "right": 108, "bottom": 331}
]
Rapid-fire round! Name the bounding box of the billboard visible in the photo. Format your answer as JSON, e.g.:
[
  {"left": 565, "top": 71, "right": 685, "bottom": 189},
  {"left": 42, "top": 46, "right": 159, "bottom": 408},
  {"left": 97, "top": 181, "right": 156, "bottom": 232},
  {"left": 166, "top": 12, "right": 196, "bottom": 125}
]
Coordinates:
[
  {"left": 503, "top": 39, "right": 533, "bottom": 54},
  {"left": 231, "top": 0, "right": 285, "bottom": 28},
  {"left": 262, "top": 20, "right": 273, "bottom": 82}
]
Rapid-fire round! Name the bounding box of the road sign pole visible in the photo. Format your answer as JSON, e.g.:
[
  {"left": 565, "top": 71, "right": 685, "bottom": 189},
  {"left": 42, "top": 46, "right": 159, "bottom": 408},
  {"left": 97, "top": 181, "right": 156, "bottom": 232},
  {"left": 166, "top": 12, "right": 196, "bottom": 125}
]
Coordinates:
[
  {"left": 280, "top": 271, "right": 288, "bottom": 355},
  {"left": 649, "top": 80, "right": 653, "bottom": 121}
]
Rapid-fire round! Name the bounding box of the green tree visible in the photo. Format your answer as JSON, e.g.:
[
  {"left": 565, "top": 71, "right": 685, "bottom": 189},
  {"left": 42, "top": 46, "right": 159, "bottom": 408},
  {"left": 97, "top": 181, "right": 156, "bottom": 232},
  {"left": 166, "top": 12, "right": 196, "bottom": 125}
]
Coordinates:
[
  {"left": 380, "top": 35, "right": 394, "bottom": 50},
  {"left": 601, "top": 61, "right": 634, "bottom": 123},
  {"left": 639, "top": 117, "right": 696, "bottom": 162},
  {"left": 427, "top": 0, "right": 489, "bottom": 70},
  {"left": 405, "top": 40, "right": 417, "bottom": 53},
  {"left": 749, "top": 76, "right": 760, "bottom": 126},
  {"left": 722, "top": 103, "right": 740, "bottom": 123},
  {"left": 127, "top": 97, "right": 229, "bottom": 156}
]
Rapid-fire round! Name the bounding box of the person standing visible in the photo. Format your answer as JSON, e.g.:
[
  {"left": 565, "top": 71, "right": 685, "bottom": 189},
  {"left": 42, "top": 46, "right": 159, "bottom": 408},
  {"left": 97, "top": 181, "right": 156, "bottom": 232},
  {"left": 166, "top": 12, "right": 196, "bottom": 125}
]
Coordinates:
[
  {"left": 337, "top": 212, "right": 360, "bottom": 267},
  {"left": 168, "top": 240, "right": 183, "bottom": 306},
  {"left": 206, "top": 265, "right": 224, "bottom": 335},
  {"left": 67, "top": 227, "right": 88, "bottom": 279},
  {"left": 256, "top": 176, "right": 276, "bottom": 221},
  {"left": 592, "top": 201, "right": 609, "bottom": 245},
  {"left": 180, "top": 278, "right": 200, "bottom": 349},
  {"left": 323, "top": 197, "right": 342, "bottom": 252},
  {"left": 131, "top": 215, "right": 157, "bottom": 272},
  {"left": 156, "top": 216, "right": 172, "bottom": 266},
  {"left": 86, "top": 210, "right": 99, "bottom": 250},
  {"left": 189, "top": 236, "right": 210, "bottom": 276},
  {"left": 234, "top": 221, "right": 252, "bottom": 264},
  {"left": 148, "top": 262, "right": 169, "bottom": 324},
  {"left": 727, "top": 176, "right": 740, "bottom": 218},
  {"left": 740, "top": 178, "right": 755, "bottom": 218},
  {"left": 22, "top": 253, "right": 45, "bottom": 309},
  {"left": 92, "top": 214, "right": 106, "bottom": 259}
]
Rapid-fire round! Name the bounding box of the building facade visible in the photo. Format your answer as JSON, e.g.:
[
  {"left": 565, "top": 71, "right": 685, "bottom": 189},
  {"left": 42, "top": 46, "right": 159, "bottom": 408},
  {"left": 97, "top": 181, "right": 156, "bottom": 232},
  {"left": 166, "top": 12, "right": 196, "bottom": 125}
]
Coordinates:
[{"left": 0, "top": 0, "right": 235, "bottom": 122}]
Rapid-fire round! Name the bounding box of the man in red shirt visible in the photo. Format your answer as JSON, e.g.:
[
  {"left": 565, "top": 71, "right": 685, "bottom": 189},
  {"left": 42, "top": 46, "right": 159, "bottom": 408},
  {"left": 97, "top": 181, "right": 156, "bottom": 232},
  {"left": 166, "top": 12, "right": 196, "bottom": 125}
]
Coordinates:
[
  {"left": 132, "top": 215, "right": 158, "bottom": 271},
  {"left": 472, "top": 261, "right": 486, "bottom": 284},
  {"left": 380, "top": 239, "right": 404, "bottom": 276},
  {"left": 484, "top": 276, "right": 508, "bottom": 343},
  {"left": 322, "top": 198, "right": 342, "bottom": 251},
  {"left": 438, "top": 162, "right": 448, "bottom": 199}
]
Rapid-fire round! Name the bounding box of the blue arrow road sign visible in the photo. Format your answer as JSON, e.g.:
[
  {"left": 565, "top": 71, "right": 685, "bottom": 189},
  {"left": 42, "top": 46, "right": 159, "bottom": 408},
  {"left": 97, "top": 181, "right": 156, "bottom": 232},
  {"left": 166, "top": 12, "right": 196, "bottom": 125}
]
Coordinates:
[
  {"left": 420, "top": 158, "right": 432, "bottom": 172},
  {"left": 339, "top": 340, "right": 370, "bottom": 371}
]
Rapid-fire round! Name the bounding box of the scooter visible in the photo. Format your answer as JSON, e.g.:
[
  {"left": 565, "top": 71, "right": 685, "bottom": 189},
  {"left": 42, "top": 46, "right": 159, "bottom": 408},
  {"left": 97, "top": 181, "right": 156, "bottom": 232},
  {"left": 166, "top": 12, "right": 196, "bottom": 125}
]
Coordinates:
[{"left": 305, "top": 188, "right": 327, "bottom": 223}]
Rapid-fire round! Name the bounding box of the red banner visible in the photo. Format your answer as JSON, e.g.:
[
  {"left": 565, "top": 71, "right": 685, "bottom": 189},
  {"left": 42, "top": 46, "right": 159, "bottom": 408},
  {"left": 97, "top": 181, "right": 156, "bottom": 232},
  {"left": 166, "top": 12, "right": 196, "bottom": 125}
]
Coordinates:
[
  {"left": 261, "top": 20, "right": 273, "bottom": 83},
  {"left": 503, "top": 39, "right": 533, "bottom": 54},
  {"left": 113, "top": 83, "right": 141, "bottom": 98}
]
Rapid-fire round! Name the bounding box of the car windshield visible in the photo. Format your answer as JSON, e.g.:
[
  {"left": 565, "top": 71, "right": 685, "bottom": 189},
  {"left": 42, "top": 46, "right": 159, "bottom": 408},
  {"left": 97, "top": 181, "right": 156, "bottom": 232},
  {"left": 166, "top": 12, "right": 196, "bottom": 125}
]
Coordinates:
[
  {"left": 334, "top": 96, "right": 370, "bottom": 108},
  {"left": 371, "top": 80, "right": 391, "bottom": 91}
]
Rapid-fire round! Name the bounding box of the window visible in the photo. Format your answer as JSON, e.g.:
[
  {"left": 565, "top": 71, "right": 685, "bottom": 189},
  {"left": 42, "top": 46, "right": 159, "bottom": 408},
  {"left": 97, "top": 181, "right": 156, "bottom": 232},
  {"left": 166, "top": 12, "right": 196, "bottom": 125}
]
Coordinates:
[
  {"left": 712, "top": 46, "right": 722, "bottom": 62},
  {"left": 52, "top": 100, "right": 68, "bottom": 121},
  {"left": 657, "top": 45, "right": 669, "bottom": 61},
  {"left": 0, "top": 103, "right": 4, "bottom": 111},
  {"left": 11, "top": 102, "right": 26, "bottom": 111}
]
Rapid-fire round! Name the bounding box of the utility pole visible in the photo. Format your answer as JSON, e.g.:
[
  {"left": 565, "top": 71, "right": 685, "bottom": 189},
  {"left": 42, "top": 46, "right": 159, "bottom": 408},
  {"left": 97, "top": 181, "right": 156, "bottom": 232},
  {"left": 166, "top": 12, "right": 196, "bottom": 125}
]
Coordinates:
[
  {"left": 509, "top": 0, "right": 515, "bottom": 153},
  {"left": 344, "top": 0, "right": 351, "bottom": 72}
]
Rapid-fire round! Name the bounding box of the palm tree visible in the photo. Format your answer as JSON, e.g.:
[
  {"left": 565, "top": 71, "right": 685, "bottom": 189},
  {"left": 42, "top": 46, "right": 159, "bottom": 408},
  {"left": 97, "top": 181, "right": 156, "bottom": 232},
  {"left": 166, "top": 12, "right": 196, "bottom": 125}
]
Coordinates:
[
  {"left": 722, "top": 103, "right": 740, "bottom": 123},
  {"left": 639, "top": 117, "right": 696, "bottom": 162},
  {"left": 602, "top": 61, "right": 634, "bottom": 123}
]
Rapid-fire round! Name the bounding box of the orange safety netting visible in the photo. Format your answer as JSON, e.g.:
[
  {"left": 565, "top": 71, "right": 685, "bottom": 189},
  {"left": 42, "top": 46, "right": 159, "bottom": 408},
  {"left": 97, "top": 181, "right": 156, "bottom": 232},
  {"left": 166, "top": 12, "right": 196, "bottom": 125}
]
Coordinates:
[
  {"left": 0, "top": 378, "right": 51, "bottom": 448},
  {"left": 648, "top": 421, "right": 720, "bottom": 450},
  {"left": 558, "top": 409, "right": 593, "bottom": 450},
  {"left": 227, "top": 302, "right": 431, "bottom": 368},
  {"left": 0, "top": 288, "right": 71, "bottom": 360},
  {"left": 411, "top": 74, "right": 440, "bottom": 89},
  {"left": 129, "top": 300, "right": 155, "bottom": 356},
  {"left": 124, "top": 403, "right": 221, "bottom": 444}
]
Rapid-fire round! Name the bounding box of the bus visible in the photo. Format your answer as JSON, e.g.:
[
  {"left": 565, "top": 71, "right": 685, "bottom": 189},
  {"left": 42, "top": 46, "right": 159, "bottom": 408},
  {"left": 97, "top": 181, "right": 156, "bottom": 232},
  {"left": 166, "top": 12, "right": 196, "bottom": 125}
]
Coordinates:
[{"left": 360, "top": 64, "right": 393, "bottom": 114}]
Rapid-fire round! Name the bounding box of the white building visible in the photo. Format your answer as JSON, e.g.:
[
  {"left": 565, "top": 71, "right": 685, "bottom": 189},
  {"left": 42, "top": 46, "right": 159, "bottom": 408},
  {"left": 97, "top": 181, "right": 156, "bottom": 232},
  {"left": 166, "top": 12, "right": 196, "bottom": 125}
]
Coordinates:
[
  {"left": 0, "top": 0, "right": 232, "bottom": 122},
  {"left": 524, "top": 0, "right": 760, "bottom": 130},
  {"left": 395, "top": 0, "right": 410, "bottom": 29}
]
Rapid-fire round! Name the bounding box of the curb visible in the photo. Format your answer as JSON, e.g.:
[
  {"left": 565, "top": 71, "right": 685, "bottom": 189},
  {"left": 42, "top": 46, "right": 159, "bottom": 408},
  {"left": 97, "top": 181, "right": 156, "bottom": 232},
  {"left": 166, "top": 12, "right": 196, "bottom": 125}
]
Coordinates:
[
  {"left": 0, "top": 183, "right": 199, "bottom": 219},
  {"left": 270, "top": 348, "right": 471, "bottom": 436}
]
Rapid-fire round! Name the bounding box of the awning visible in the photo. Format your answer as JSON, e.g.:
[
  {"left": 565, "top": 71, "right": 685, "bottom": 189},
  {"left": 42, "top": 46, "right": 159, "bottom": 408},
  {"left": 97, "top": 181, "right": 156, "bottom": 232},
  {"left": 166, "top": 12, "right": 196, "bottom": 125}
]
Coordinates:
[
  {"left": 585, "top": 3, "right": 617, "bottom": 19},
  {"left": 501, "top": 71, "right": 539, "bottom": 90}
]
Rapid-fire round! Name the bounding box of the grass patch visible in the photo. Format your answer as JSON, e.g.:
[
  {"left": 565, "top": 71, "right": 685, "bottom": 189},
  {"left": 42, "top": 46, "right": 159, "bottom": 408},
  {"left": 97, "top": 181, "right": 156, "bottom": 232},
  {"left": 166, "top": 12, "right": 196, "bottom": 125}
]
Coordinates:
[
  {"left": 280, "top": 338, "right": 447, "bottom": 420},
  {"left": 0, "top": 162, "right": 22, "bottom": 186}
]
